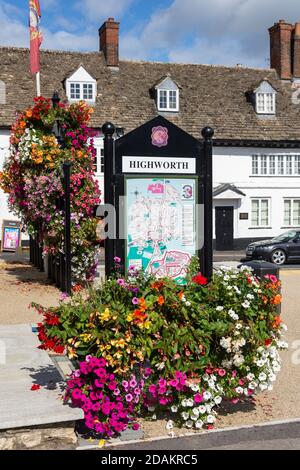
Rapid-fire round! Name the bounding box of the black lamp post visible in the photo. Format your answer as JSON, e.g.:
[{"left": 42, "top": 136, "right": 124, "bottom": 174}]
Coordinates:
[
  {"left": 201, "top": 126, "right": 214, "bottom": 281},
  {"left": 51, "top": 92, "right": 72, "bottom": 295}
]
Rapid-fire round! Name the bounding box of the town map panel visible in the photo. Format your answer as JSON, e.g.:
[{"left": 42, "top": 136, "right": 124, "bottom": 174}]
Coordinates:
[{"left": 126, "top": 177, "right": 197, "bottom": 284}]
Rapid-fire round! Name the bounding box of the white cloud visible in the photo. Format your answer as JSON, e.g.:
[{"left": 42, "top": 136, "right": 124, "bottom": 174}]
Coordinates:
[
  {"left": 0, "top": 2, "right": 96, "bottom": 51},
  {"left": 121, "top": 0, "right": 300, "bottom": 67}
]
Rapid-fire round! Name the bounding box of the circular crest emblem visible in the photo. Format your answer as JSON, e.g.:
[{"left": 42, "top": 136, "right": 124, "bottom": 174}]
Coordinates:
[{"left": 151, "top": 126, "right": 168, "bottom": 148}]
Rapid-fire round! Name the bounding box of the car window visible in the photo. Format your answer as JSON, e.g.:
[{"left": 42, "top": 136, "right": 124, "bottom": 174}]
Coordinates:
[{"left": 272, "top": 231, "right": 297, "bottom": 242}]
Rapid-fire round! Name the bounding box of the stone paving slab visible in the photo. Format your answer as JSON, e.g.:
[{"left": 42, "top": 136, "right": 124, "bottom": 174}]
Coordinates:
[{"left": 0, "top": 324, "right": 83, "bottom": 430}]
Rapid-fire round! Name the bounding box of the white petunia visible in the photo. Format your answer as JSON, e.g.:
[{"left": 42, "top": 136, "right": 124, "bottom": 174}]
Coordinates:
[
  {"left": 185, "top": 420, "right": 194, "bottom": 428},
  {"left": 246, "top": 294, "right": 255, "bottom": 300},
  {"left": 195, "top": 420, "right": 204, "bottom": 429},
  {"left": 216, "top": 306, "right": 224, "bottom": 312},
  {"left": 171, "top": 405, "right": 178, "bottom": 413},
  {"left": 259, "top": 382, "right": 268, "bottom": 391},
  {"left": 248, "top": 381, "right": 258, "bottom": 390},
  {"left": 186, "top": 398, "right": 194, "bottom": 407},
  {"left": 203, "top": 391, "right": 212, "bottom": 401},
  {"left": 235, "top": 386, "right": 244, "bottom": 395},
  {"left": 198, "top": 405, "right": 207, "bottom": 414},
  {"left": 166, "top": 420, "right": 174, "bottom": 430},
  {"left": 214, "top": 396, "right": 222, "bottom": 405},
  {"left": 233, "top": 354, "right": 245, "bottom": 366},
  {"left": 181, "top": 399, "right": 189, "bottom": 407},
  {"left": 181, "top": 412, "right": 190, "bottom": 420},
  {"left": 242, "top": 300, "right": 250, "bottom": 309},
  {"left": 189, "top": 383, "right": 200, "bottom": 392},
  {"left": 185, "top": 301, "right": 191, "bottom": 307},
  {"left": 259, "top": 372, "right": 267, "bottom": 381},
  {"left": 206, "top": 415, "right": 216, "bottom": 424}
]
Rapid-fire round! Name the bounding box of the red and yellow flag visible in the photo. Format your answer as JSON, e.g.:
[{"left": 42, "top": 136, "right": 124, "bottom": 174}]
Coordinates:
[{"left": 29, "top": 0, "right": 42, "bottom": 74}]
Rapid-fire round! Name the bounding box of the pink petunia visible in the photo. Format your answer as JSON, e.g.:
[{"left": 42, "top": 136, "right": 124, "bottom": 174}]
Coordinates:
[{"left": 194, "top": 393, "right": 203, "bottom": 404}]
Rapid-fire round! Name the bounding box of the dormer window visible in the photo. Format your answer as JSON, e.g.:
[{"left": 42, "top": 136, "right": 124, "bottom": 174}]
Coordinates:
[
  {"left": 154, "top": 76, "right": 180, "bottom": 112},
  {"left": 66, "top": 66, "right": 97, "bottom": 103},
  {"left": 254, "top": 80, "right": 277, "bottom": 115}
]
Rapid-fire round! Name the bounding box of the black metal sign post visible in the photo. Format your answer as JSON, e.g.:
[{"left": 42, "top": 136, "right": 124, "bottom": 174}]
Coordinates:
[
  {"left": 101, "top": 115, "right": 214, "bottom": 282},
  {"left": 63, "top": 162, "right": 72, "bottom": 295},
  {"left": 202, "top": 127, "right": 214, "bottom": 280},
  {"left": 102, "top": 122, "right": 116, "bottom": 277}
]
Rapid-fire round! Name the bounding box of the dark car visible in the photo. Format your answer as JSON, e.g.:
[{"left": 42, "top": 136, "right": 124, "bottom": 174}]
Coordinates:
[{"left": 245, "top": 230, "right": 300, "bottom": 265}]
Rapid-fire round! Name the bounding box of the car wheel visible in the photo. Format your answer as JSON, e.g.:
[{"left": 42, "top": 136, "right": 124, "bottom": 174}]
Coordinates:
[{"left": 271, "top": 249, "right": 286, "bottom": 265}]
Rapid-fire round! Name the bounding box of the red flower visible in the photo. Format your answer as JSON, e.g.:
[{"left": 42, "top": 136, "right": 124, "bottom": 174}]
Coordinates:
[
  {"left": 31, "top": 384, "right": 41, "bottom": 391},
  {"left": 192, "top": 273, "right": 208, "bottom": 285},
  {"left": 72, "top": 284, "right": 83, "bottom": 293},
  {"left": 265, "top": 338, "right": 272, "bottom": 347}
]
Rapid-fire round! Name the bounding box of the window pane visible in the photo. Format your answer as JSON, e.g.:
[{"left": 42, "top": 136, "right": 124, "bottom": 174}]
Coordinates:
[
  {"left": 260, "top": 155, "right": 267, "bottom": 175},
  {"left": 284, "top": 200, "right": 291, "bottom": 226},
  {"left": 261, "top": 199, "right": 269, "bottom": 226},
  {"left": 295, "top": 156, "right": 300, "bottom": 175},
  {"left": 257, "top": 93, "right": 265, "bottom": 113},
  {"left": 293, "top": 200, "right": 300, "bottom": 225},
  {"left": 83, "top": 83, "right": 94, "bottom": 100},
  {"left": 169, "top": 90, "right": 177, "bottom": 109},
  {"left": 266, "top": 93, "right": 274, "bottom": 112},
  {"left": 286, "top": 156, "right": 293, "bottom": 175},
  {"left": 70, "top": 83, "right": 80, "bottom": 99},
  {"left": 252, "top": 155, "right": 259, "bottom": 175},
  {"left": 269, "top": 155, "right": 276, "bottom": 175},
  {"left": 251, "top": 200, "right": 259, "bottom": 226},
  {"left": 278, "top": 156, "right": 285, "bottom": 175},
  {"left": 159, "top": 90, "right": 167, "bottom": 109}
]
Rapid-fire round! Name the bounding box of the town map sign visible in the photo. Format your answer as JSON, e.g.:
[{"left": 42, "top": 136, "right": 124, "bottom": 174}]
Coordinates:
[{"left": 102, "top": 116, "right": 214, "bottom": 281}]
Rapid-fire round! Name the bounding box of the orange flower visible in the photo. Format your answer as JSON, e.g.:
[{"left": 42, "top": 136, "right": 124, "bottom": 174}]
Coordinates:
[
  {"left": 271, "top": 294, "right": 282, "bottom": 306},
  {"left": 132, "top": 309, "right": 147, "bottom": 321},
  {"left": 157, "top": 295, "right": 164, "bottom": 306},
  {"left": 139, "top": 297, "right": 147, "bottom": 311},
  {"left": 151, "top": 280, "right": 165, "bottom": 290},
  {"left": 272, "top": 315, "right": 282, "bottom": 328},
  {"left": 178, "top": 291, "right": 184, "bottom": 300},
  {"left": 26, "top": 110, "right": 32, "bottom": 118}
]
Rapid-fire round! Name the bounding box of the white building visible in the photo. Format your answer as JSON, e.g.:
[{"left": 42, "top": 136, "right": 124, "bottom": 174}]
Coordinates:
[{"left": 1, "top": 18, "right": 300, "bottom": 250}]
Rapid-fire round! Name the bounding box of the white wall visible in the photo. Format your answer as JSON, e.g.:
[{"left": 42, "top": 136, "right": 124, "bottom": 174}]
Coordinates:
[
  {"left": 213, "top": 147, "right": 300, "bottom": 241},
  {"left": 0, "top": 130, "right": 16, "bottom": 226}
]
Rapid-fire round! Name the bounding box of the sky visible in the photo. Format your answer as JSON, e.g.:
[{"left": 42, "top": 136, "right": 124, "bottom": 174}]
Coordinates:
[{"left": 0, "top": 0, "right": 300, "bottom": 67}]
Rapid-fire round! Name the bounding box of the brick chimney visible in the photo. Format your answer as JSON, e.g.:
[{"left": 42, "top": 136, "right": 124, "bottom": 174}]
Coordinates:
[
  {"left": 99, "top": 18, "right": 120, "bottom": 67},
  {"left": 293, "top": 23, "right": 300, "bottom": 79},
  {"left": 269, "top": 19, "right": 294, "bottom": 79}
]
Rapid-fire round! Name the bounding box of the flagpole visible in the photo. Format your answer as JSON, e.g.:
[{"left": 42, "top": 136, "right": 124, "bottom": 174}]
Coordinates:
[{"left": 36, "top": 71, "right": 41, "bottom": 97}]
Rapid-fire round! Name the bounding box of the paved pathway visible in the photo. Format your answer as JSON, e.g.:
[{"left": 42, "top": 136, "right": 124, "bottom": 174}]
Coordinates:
[{"left": 0, "top": 324, "right": 82, "bottom": 430}]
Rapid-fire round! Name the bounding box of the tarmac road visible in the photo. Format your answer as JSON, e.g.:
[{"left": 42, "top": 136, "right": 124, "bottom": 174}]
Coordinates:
[{"left": 112, "top": 420, "right": 300, "bottom": 450}]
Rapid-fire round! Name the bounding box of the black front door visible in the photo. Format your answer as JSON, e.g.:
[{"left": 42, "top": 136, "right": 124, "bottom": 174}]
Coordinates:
[{"left": 215, "top": 206, "right": 234, "bottom": 250}]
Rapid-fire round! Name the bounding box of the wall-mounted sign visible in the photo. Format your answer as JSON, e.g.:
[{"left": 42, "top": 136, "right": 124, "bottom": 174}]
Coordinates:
[
  {"left": 125, "top": 177, "right": 197, "bottom": 285},
  {"left": 122, "top": 156, "right": 196, "bottom": 174},
  {"left": 1, "top": 220, "right": 22, "bottom": 252},
  {"left": 239, "top": 213, "right": 249, "bottom": 220}
]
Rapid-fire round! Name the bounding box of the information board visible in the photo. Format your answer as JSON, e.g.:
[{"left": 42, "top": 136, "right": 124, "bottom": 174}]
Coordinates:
[
  {"left": 125, "top": 177, "right": 197, "bottom": 284},
  {"left": 1, "top": 220, "right": 22, "bottom": 252}
]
